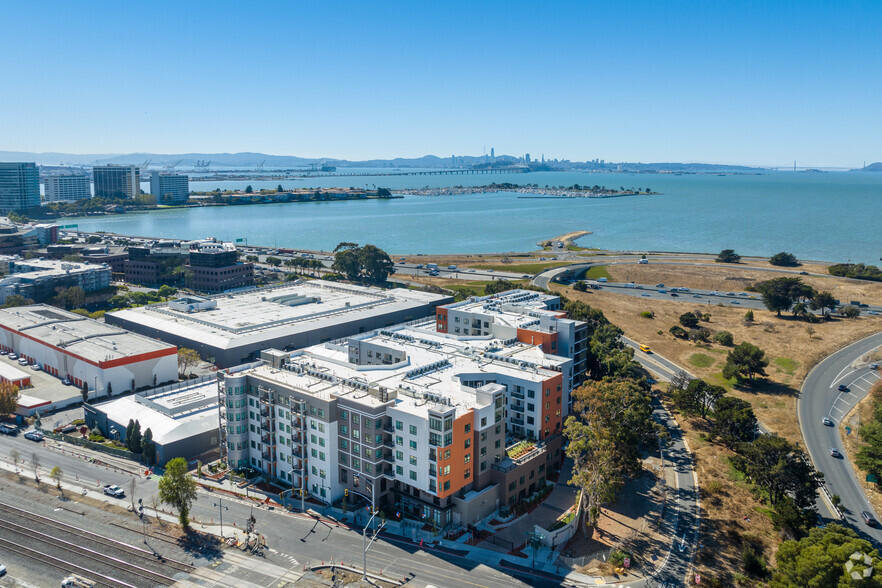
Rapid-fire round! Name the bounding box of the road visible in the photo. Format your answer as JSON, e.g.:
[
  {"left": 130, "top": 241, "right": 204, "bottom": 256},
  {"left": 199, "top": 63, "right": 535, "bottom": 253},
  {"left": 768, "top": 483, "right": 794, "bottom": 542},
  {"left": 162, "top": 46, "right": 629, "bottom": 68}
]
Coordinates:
[
  {"left": 0, "top": 433, "right": 562, "bottom": 588},
  {"left": 798, "top": 332, "right": 882, "bottom": 543}
]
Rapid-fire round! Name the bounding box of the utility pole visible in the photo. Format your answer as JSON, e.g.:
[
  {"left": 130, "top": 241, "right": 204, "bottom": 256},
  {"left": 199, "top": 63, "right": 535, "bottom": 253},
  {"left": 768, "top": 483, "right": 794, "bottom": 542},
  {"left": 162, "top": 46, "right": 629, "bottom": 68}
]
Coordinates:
[
  {"left": 214, "top": 497, "right": 228, "bottom": 537},
  {"left": 362, "top": 508, "right": 385, "bottom": 581}
]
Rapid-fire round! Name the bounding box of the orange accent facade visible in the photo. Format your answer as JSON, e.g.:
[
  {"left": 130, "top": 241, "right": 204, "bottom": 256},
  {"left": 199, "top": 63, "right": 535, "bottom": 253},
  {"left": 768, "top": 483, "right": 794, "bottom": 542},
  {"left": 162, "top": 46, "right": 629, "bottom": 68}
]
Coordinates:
[
  {"left": 436, "top": 411, "right": 474, "bottom": 499},
  {"left": 516, "top": 327, "right": 558, "bottom": 354},
  {"left": 539, "top": 373, "right": 563, "bottom": 439},
  {"left": 435, "top": 308, "right": 448, "bottom": 333}
]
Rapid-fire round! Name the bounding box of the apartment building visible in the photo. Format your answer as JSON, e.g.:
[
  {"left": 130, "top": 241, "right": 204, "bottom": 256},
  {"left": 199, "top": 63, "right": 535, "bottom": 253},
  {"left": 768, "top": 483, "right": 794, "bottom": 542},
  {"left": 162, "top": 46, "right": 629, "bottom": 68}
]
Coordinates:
[
  {"left": 44, "top": 175, "right": 91, "bottom": 202},
  {"left": 0, "top": 255, "right": 111, "bottom": 304},
  {"left": 217, "top": 323, "right": 569, "bottom": 528},
  {"left": 435, "top": 289, "right": 588, "bottom": 393},
  {"left": 150, "top": 173, "right": 189, "bottom": 205}
]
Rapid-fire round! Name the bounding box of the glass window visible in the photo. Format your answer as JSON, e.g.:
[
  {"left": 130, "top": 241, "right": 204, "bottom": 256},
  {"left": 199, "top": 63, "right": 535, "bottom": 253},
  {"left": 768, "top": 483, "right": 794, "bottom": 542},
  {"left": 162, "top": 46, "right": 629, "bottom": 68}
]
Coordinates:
[
  {"left": 396, "top": 420, "right": 403, "bottom": 430},
  {"left": 409, "top": 470, "right": 417, "bottom": 481},
  {"left": 465, "top": 438, "right": 471, "bottom": 449},
  {"left": 396, "top": 436, "right": 403, "bottom": 446},
  {"left": 464, "top": 454, "right": 471, "bottom": 464},
  {"left": 409, "top": 424, "right": 417, "bottom": 435},
  {"left": 339, "top": 409, "right": 348, "bottom": 420},
  {"left": 353, "top": 457, "right": 360, "bottom": 469},
  {"left": 409, "top": 440, "right": 417, "bottom": 450},
  {"left": 464, "top": 423, "right": 471, "bottom": 434},
  {"left": 396, "top": 465, "right": 403, "bottom": 475},
  {"left": 429, "top": 417, "right": 442, "bottom": 431},
  {"left": 352, "top": 414, "right": 359, "bottom": 425},
  {"left": 409, "top": 455, "right": 417, "bottom": 466},
  {"left": 396, "top": 450, "right": 403, "bottom": 460},
  {"left": 353, "top": 443, "right": 360, "bottom": 455},
  {"left": 353, "top": 429, "right": 360, "bottom": 440},
  {"left": 363, "top": 418, "right": 372, "bottom": 428}
]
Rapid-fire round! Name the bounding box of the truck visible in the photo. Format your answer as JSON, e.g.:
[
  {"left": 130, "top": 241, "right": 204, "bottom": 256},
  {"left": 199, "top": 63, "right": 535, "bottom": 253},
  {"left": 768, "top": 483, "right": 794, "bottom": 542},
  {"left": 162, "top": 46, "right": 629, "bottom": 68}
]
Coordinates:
[
  {"left": 103, "top": 484, "right": 125, "bottom": 498},
  {"left": 425, "top": 263, "right": 438, "bottom": 270},
  {"left": 596, "top": 277, "right": 608, "bottom": 283}
]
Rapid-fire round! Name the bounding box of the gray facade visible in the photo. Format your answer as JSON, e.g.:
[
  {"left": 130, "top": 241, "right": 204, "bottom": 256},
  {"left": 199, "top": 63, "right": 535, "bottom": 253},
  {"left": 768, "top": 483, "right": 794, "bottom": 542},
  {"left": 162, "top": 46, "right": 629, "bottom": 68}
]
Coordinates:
[
  {"left": 93, "top": 165, "right": 140, "bottom": 199},
  {"left": 45, "top": 175, "right": 91, "bottom": 202},
  {"left": 0, "top": 162, "right": 40, "bottom": 212},
  {"left": 150, "top": 173, "right": 189, "bottom": 204}
]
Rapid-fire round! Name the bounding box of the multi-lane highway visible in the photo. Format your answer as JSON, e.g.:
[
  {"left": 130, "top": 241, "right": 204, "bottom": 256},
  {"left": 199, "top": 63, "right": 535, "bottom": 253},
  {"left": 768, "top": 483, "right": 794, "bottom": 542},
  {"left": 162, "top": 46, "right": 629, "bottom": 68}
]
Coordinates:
[{"left": 799, "top": 333, "right": 882, "bottom": 542}]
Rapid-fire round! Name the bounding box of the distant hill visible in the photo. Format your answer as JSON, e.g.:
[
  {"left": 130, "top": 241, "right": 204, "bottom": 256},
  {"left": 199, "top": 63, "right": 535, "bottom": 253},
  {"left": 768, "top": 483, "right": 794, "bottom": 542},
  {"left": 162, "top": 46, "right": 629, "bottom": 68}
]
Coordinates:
[
  {"left": 852, "top": 162, "right": 882, "bottom": 172},
  {"left": 0, "top": 150, "right": 766, "bottom": 172}
]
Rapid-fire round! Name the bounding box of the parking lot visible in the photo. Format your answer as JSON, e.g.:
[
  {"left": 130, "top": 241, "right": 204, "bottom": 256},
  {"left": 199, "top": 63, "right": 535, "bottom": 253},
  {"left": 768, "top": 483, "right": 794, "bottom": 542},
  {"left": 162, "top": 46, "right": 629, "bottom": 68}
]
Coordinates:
[{"left": 0, "top": 353, "right": 82, "bottom": 413}]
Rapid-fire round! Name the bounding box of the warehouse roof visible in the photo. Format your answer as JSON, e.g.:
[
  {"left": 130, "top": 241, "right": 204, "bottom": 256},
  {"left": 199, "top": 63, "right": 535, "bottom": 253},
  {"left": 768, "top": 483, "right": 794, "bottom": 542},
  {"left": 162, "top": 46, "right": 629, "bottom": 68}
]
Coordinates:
[{"left": 0, "top": 305, "right": 175, "bottom": 364}]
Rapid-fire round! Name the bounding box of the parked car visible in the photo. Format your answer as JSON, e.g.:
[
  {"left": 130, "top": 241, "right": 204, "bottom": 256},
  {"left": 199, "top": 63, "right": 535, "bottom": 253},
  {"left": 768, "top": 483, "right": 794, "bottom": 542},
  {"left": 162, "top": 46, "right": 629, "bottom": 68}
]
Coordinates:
[
  {"left": 822, "top": 417, "right": 834, "bottom": 426},
  {"left": 7, "top": 354, "right": 17, "bottom": 360},
  {"left": 0, "top": 350, "right": 6, "bottom": 356},
  {"left": 872, "top": 364, "right": 879, "bottom": 370},
  {"left": 61, "top": 378, "right": 72, "bottom": 386},
  {"left": 0, "top": 563, "right": 5, "bottom": 576},
  {"left": 17, "top": 358, "right": 28, "bottom": 365},
  {"left": 862, "top": 511, "right": 877, "bottom": 526},
  {"left": 103, "top": 484, "right": 125, "bottom": 498},
  {"left": 838, "top": 384, "right": 848, "bottom": 391},
  {"left": 24, "top": 430, "right": 43, "bottom": 442},
  {"left": 31, "top": 363, "right": 41, "bottom": 371}
]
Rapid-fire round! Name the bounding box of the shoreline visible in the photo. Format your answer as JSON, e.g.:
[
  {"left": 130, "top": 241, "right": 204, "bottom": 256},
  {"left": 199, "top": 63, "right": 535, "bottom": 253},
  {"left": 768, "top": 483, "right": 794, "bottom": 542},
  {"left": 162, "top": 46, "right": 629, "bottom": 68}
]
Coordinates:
[{"left": 394, "top": 184, "right": 658, "bottom": 198}]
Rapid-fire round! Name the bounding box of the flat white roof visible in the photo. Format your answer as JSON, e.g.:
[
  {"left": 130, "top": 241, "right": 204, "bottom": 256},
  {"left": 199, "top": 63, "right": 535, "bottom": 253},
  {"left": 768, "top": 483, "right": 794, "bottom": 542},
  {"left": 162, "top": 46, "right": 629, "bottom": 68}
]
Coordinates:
[
  {"left": 0, "top": 362, "right": 29, "bottom": 381},
  {"left": 93, "top": 380, "right": 219, "bottom": 446},
  {"left": 109, "top": 280, "right": 449, "bottom": 350},
  {"left": 0, "top": 305, "right": 175, "bottom": 363},
  {"left": 247, "top": 324, "right": 565, "bottom": 419}
]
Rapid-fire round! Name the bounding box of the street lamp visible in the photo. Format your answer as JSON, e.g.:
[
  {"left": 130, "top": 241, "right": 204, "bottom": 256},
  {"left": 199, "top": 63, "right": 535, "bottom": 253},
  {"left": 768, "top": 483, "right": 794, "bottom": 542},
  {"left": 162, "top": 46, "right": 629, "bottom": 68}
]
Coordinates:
[
  {"left": 525, "top": 530, "right": 545, "bottom": 569},
  {"left": 363, "top": 508, "right": 385, "bottom": 581},
  {"left": 214, "top": 497, "right": 228, "bottom": 537}
]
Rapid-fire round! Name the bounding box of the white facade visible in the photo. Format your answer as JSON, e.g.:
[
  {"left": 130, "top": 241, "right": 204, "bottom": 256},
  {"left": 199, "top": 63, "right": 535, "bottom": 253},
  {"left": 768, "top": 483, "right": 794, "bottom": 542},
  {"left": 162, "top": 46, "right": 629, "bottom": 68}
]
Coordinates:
[
  {"left": 150, "top": 173, "right": 189, "bottom": 205},
  {"left": 44, "top": 176, "right": 91, "bottom": 202}
]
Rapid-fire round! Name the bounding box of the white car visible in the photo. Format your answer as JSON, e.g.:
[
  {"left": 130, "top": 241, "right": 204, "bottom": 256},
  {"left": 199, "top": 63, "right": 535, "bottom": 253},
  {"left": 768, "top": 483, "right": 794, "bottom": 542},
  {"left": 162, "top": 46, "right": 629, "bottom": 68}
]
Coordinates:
[{"left": 103, "top": 484, "right": 125, "bottom": 498}]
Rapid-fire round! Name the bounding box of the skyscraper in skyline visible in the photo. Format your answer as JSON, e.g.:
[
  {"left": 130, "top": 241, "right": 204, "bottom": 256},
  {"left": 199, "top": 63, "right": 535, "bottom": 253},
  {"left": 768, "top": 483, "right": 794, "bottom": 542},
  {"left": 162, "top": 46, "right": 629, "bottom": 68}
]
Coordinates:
[
  {"left": 0, "top": 162, "right": 40, "bottom": 213},
  {"left": 93, "top": 164, "right": 140, "bottom": 199},
  {"left": 490, "top": 147, "right": 495, "bottom": 159}
]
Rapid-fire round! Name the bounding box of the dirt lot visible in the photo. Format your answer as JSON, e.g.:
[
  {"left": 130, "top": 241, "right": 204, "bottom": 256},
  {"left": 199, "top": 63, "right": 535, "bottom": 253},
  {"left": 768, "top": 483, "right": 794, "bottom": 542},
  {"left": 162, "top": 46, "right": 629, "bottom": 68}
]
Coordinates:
[
  {"left": 552, "top": 283, "right": 882, "bottom": 445},
  {"left": 606, "top": 263, "right": 882, "bottom": 308}
]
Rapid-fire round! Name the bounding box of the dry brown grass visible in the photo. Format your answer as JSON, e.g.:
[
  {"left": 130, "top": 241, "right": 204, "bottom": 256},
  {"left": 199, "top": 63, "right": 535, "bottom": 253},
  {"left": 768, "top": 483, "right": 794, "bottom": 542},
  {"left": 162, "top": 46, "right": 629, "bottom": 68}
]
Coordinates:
[
  {"left": 606, "top": 264, "right": 882, "bottom": 307},
  {"left": 552, "top": 283, "right": 882, "bottom": 444}
]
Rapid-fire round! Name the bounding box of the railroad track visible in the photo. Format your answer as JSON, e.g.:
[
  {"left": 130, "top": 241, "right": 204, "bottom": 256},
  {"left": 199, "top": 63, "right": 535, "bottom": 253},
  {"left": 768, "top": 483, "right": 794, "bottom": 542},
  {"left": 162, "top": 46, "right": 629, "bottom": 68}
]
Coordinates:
[
  {"left": 0, "top": 500, "right": 192, "bottom": 572},
  {"left": 0, "top": 535, "right": 137, "bottom": 588}
]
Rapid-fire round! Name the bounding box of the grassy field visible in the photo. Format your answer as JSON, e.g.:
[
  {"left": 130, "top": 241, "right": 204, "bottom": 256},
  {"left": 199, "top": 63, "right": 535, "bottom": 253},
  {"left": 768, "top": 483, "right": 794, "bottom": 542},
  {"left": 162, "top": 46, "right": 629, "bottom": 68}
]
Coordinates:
[
  {"left": 583, "top": 265, "right": 611, "bottom": 280},
  {"left": 470, "top": 261, "right": 578, "bottom": 274}
]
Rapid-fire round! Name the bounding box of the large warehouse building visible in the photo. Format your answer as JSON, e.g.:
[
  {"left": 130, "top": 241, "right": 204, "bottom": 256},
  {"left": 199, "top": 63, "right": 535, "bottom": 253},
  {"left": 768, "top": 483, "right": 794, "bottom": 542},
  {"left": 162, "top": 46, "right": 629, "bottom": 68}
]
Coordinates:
[
  {"left": 106, "top": 280, "right": 452, "bottom": 367},
  {"left": 0, "top": 305, "right": 178, "bottom": 403}
]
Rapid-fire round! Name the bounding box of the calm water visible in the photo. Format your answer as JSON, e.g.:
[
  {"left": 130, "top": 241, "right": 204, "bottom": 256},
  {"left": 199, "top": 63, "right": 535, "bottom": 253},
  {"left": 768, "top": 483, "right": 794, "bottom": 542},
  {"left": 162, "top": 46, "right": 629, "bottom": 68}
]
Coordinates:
[{"left": 64, "top": 171, "right": 882, "bottom": 263}]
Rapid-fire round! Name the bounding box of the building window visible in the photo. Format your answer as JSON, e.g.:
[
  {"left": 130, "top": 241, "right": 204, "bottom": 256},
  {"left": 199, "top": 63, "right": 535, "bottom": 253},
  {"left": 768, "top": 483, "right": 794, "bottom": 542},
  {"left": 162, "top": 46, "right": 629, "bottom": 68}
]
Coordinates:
[
  {"left": 339, "top": 409, "right": 348, "bottom": 420},
  {"left": 464, "top": 454, "right": 471, "bottom": 464},
  {"left": 409, "top": 455, "right": 417, "bottom": 466},
  {"left": 464, "top": 468, "right": 470, "bottom": 479},
  {"left": 353, "top": 443, "right": 360, "bottom": 455},
  {"left": 464, "top": 438, "right": 471, "bottom": 449},
  {"left": 396, "top": 465, "right": 403, "bottom": 475},
  {"left": 444, "top": 481, "right": 450, "bottom": 491},
  {"left": 442, "top": 465, "right": 450, "bottom": 475},
  {"left": 480, "top": 417, "right": 487, "bottom": 427},
  {"left": 341, "top": 424, "right": 348, "bottom": 435},
  {"left": 409, "top": 470, "right": 417, "bottom": 481},
  {"left": 409, "top": 424, "right": 417, "bottom": 435},
  {"left": 409, "top": 440, "right": 417, "bottom": 450},
  {"left": 396, "top": 420, "right": 403, "bottom": 430},
  {"left": 396, "top": 436, "right": 403, "bottom": 446},
  {"left": 352, "top": 414, "right": 359, "bottom": 425},
  {"left": 464, "top": 423, "right": 471, "bottom": 433},
  {"left": 363, "top": 418, "right": 372, "bottom": 428},
  {"left": 396, "top": 450, "right": 403, "bottom": 460}
]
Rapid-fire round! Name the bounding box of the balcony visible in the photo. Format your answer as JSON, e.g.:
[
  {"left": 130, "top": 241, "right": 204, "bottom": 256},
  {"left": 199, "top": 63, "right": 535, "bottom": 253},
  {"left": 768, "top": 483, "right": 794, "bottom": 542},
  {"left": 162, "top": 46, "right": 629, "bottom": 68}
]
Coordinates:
[
  {"left": 262, "top": 451, "right": 272, "bottom": 461},
  {"left": 383, "top": 425, "right": 395, "bottom": 433},
  {"left": 261, "top": 434, "right": 271, "bottom": 444},
  {"left": 492, "top": 435, "right": 553, "bottom": 473},
  {"left": 260, "top": 407, "right": 271, "bottom": 417}
]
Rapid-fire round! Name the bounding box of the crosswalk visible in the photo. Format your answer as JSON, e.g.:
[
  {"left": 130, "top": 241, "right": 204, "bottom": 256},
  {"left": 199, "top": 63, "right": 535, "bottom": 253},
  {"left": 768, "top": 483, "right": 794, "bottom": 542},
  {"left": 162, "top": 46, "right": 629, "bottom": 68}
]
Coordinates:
[{"left": 829, "top": 369, "right": 881, "bottom": 421}]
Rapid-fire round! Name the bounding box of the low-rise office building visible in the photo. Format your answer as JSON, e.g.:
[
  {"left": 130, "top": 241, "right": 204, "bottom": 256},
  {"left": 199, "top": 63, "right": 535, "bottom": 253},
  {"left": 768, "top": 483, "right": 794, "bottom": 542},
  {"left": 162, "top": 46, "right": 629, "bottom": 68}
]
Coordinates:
[
  {"left": 107, "top": 280, "right": 452, "bottom": 367},
  {"left": 0, "top": 305, "right": 177, "bottom": 399},
  {"left": 185, "top": 241, "right": 253, "bottom": 293},
  {"left": 217, "top": 322, "right": 569, "bottom": 528},
  {"left": 0, "top": 255, "right": 111, "bottom": 304},
  {"left": 85, "top": 377, "right": 221, "bottom": 466}
]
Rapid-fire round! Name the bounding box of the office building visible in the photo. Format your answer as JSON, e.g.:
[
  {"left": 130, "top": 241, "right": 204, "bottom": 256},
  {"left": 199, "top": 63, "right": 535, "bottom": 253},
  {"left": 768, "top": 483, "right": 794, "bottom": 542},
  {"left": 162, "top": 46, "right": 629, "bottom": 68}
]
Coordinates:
[
  {"left": 185, "top": 241, "right": 253, "bottom": 293},
  {"left": 0, "top": 162, "right": 40, "bottom": 212},
  {"left": 0, "top": 304, "right": 177, "bottom": 401},
  {"left": 150, "top": 173, "right": 189, "bottom": 205},
  {"left": 106, "top": 280, "right": 453, "bottom": 367},
  {"left": 435, "top": 290, "right": 588, "bottom": 393},
  {"left": 218, "top": 323, "right": 568, "bottom": 528},
  {"left": 92, "top": 165, "right": 140, "bottom": 199},
  {"left": 44, "top": 175, "right": 91, "bottom": 202},
  {"left": 0, "top": 255, "right": 111, "bottom": 304}
]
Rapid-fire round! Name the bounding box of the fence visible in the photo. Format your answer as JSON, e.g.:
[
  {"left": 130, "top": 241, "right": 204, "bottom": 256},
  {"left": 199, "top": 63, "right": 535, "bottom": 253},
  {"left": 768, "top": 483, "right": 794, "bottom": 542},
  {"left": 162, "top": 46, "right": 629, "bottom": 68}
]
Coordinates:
[
  {"left": 557, "top": 546, "right": 613, "bottom": 569},
  {"left": 485, "top": 534, "right": 514, "bottom": 551}
]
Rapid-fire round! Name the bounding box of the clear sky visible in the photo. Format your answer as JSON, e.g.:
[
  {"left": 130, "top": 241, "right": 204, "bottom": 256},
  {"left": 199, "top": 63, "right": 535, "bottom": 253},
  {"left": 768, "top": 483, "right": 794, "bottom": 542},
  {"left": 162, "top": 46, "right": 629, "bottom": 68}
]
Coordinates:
[{"left": 2, "top": 0, "right": 880, "bottom": 167}]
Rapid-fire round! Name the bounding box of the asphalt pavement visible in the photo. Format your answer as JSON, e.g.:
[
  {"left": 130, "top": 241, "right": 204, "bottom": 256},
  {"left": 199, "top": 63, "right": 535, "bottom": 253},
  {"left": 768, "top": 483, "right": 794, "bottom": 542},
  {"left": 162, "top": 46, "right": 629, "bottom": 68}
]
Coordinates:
[{"left": 798, "top": 332, "right": 882, "bottom": 544}]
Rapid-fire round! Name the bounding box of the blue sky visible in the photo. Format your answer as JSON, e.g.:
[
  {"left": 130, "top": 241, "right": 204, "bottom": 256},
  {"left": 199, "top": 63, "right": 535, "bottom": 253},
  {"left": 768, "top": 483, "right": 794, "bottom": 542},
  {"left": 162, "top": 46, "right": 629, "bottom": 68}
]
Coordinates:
[{"left": 2, "top": 0, "right": 879, "bottom": 166}]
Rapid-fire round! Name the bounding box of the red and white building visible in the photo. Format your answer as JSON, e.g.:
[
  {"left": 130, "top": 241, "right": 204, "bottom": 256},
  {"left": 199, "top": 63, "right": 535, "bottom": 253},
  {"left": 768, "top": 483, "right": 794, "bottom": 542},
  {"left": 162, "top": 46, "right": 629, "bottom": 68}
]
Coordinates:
[{"left": 0, "top": 305, "right": 178, "bottom": 402}]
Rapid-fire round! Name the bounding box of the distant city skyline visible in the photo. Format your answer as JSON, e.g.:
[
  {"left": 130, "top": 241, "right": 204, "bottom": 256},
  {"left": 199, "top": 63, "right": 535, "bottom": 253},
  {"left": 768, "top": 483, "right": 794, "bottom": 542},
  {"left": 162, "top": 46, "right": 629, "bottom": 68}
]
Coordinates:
[{"left": 2, "top": 1, "right": 880, "bottom": 168}]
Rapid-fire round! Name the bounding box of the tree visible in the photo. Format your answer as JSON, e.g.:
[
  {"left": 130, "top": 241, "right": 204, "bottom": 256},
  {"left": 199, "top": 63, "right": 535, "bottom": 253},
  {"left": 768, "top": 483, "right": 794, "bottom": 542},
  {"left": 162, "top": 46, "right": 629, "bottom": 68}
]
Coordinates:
[
  {"left": 565, "top": 380, "right": 654, "bottom": 532},
  {"left": 769, "top": 252, "right": 799, "bottom": 267},
  {"left": 679, "top": 311, "right": 700, "bottom": 329},
  {"left": 723, "top": 342, "right": 769, "bottom": 382},
  {"left": 178, "top": 347, "right": 201, "bottom": 378},
  {"left": 485, "top": 280, "right": 517, "bottom": 295},
  {"left": 141, "top": 428, "right": 156, "bottom": 466},
  {"left": 573, "top": 281, "right": 588, "bottom": 292},
  {"left": 669, "top": 325, "right": 688, "bottom": 339},
  {"left": 716, "top": 249, "right": 741, "bottom": 263},
  {"left": 50, "top": 466, "right": 63, "bottom": 490},
  {"left": 671, "top": 378, "right": 726, "bottom": 419},
  {"left": 332, "top": 248, "right": 361, "bottom": 281},
  {"left": 52, "top": 286, "right": 86, "bottom": 310},
  {"left": 106, "top": 382, "right": 113, "bottom": 398},
  {"left": 277, "top": 184, "right": 284, "bottom": 193},
  {"left": 771, "top": 524, "right": 882, "bottom": 587},
  {"left": 244, "top": 185, "right": 253, "bottom": 194},
  {"left": 31, "top": 451, "right": 40, "bottom": 482},
  {"left": 265, "top": 256, "right": 282, "bottom": 267},
  {"left": 333, "top": 241, "right": 359, "bottom": 252},
  {"left": 711, "top": 397, "right": 756, "bottom": 447},
  {"left": 810, "top": 291, "right": 836, "bottom": 317},
  {"left": 755, "top": 277, "right": 816, "bottom": 317},
  {"left": 1, "top": 294, "right": 33, "bottom": 308},
  {"left": 0, "top": 381, "right": 20, "bottom": 415},
  {"left": 81, "top": 381, "right": 89, "bottom": 404},
  {"left": 158, "top": 457, "right": 197, "bottom": 529},
  {"left": 358, "top": 244, "right": 394, "bottom": 284},
  {"left": 743, "top": 310, "right": 755, "bottom": 324},
  {"left": 129, "top": 420, "right": 142, "bottom": 454},
  {"left": 126, "top": 419, "right": 135, "bottom": 446},
  {"left": 731, "top": 434, "right": 820, "bottom": 513},
  {"left": 158, "top": 284, "right": 178, "bottom": 299}
]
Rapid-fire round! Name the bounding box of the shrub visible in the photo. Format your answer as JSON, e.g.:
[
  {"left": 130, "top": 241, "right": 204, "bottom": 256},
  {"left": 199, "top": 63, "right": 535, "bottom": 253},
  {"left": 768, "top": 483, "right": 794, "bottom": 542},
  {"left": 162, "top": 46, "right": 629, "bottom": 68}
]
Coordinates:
[
  {"left": 670, "top": 325, "right": 688, "bottom": 339},
  {"left": 713, "top": 330, "right": 734, "bottom": 346},
  {"left": 769, "top": 251, "right": 799, "bottom": 267},
  {"left": 842, "top": 305, "right": 861, "bottom": 318},
  {"left": 742, "top": 546, "right": 766, "bottom": 577},
  {"left": 679, "top": 312, "right": 700, "bottom": 328},
  {"left": 640, "top": 310, "right": 654, "bottom": 319},
  {"left": 573, "top": 281, "right": 588, "bottom": 292}
]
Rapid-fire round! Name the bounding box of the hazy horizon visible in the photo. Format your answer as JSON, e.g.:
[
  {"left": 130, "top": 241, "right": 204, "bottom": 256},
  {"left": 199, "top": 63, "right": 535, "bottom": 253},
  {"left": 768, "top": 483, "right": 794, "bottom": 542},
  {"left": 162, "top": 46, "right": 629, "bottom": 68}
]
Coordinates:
[{"left": 2, "top": 1, "right": 880, "bottom": 167}]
